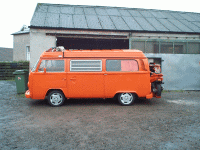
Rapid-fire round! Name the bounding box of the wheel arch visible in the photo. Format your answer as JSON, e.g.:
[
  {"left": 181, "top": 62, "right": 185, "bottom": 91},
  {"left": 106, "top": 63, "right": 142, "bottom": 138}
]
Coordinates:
[
  {"left": 46, "top": 89, "right": 65, "bottom": 97},
  {"left": 117, "top": 92, "right": 138, "bottom": 106},
  {"left": 114, "top": 91, "right": 138, "bottom": 99}
]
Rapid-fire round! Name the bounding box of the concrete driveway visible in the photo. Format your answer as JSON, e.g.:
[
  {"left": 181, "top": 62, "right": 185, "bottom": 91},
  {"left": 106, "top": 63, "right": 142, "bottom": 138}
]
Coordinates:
[{"left": 0, "top": 81, "right": 200, "bottom": 149}]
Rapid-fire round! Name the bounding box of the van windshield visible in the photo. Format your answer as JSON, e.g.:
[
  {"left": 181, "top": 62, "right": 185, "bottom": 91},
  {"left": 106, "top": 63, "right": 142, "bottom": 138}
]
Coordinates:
[{"left": 31, "top": 59, "right": 39, "bottom": 72}]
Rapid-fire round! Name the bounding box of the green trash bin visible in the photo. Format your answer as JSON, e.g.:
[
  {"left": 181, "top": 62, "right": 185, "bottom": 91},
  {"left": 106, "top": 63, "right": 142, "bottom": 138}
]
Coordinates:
[{"left": 13, "top": 70, "right": 29, "bottom": 94}]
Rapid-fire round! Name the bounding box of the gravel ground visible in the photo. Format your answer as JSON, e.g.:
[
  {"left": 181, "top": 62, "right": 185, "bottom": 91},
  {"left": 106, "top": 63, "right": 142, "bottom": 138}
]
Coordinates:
[{"left": 0, "top": 81, "right": 200, "bottom": 150}]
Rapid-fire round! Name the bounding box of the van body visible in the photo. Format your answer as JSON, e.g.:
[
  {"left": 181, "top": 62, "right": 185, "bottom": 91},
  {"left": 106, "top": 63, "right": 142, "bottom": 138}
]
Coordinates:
[{"left": 25, "top": 48, "right": 163, "bottom": 106}]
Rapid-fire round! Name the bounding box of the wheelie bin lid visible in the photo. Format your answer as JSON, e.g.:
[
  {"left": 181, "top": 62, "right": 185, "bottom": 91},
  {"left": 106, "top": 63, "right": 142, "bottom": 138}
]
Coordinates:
[{"left": 13, "top": 70, "right": 28, "bottom": 75}]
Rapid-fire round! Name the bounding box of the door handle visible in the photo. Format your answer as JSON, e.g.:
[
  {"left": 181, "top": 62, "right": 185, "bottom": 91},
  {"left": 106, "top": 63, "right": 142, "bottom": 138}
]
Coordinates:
[
  {"left": 70, "top": 78, "right": 76, "bottom": 80},
  {"left": 62, "top": 78, "right": 66, "bottom": 81},
  {"left": 104, "top": 74, "right": 107, "bottom": 75}
]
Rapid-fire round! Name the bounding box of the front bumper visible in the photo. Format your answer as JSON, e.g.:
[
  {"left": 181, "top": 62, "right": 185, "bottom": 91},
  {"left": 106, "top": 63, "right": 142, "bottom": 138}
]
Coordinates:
[{"left": 25, "top": 90, "right": 31, "bottom": 98}]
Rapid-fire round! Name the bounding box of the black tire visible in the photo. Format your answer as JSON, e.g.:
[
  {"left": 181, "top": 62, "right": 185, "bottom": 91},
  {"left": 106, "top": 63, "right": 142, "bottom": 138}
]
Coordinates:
[
  {"left": 156, "top": 84, "right": 162, "bottom": 96},
  {"left": 47, "top": 90, "right": 65, "bottom": 107},
  {"left": 118, "top": 93, "right": 135, "bottom": 106}
]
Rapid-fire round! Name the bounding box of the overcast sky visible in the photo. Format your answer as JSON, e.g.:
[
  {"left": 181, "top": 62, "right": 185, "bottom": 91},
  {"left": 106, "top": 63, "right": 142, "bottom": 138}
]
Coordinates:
[{"left": 1, "top": 0, "right": 200, "bottom": 48}]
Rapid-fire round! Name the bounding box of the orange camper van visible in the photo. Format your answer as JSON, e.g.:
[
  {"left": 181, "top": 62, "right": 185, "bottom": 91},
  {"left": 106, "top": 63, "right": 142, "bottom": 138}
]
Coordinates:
[{"left": 25, "top": 47, "right": 163, "bottom": 106}]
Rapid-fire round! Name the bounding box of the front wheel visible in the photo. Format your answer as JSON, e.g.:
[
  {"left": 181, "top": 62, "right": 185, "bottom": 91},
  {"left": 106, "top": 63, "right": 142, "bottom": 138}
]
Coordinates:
[
  {"left": 47, "top": 90, "right": 65, "bottom": 107},
  {"left": 118, "top": 93, "right": 135, "bottom": 106}
]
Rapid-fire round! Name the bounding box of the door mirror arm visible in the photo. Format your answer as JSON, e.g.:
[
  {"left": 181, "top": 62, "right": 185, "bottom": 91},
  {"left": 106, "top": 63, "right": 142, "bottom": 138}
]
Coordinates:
[{"left": 44, "top": 68, "right": 46, "bottom": 73}]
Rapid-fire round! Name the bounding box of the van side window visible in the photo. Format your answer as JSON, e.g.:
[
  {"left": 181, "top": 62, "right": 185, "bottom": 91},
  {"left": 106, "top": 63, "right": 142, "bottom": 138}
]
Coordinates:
[
  {"left": 38, "top": 60, "right": 64, "bottom": 72},
  {"left": 70, "top": 60, "right": 102, "bottom": 72},
  {"left": 106, "top": 60, "right": 138, "bottom": 72}
]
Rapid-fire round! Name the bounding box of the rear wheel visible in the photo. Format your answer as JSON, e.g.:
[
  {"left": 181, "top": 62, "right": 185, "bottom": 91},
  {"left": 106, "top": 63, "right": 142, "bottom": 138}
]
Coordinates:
[
  {"left": 156, "top": 84, "right": 162, "bottom": 96},
  {"left": 47, "top": 90, "right": 65, "bottom": 107},
  {"left": 118, "top": 93, "right": 135, "bottom": 106}
]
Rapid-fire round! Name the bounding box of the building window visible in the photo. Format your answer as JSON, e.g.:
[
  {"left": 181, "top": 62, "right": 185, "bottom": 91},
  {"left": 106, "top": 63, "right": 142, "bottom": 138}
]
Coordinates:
[
  {"left": 174, "top": 42, "right": 186, "bottom": 54},
  {"left": 26, "top": 46, "right": 30, "bottom": 61},
  {"left": 106, "top": 60, "right": 138, "bottom": 72},
  {"left": 146, "top": 41, "right": 159, "bottom": 53},
  {"left": 132, "top": 40, "right": 200, "bottom": 54},
  {"left": 132, "top": 41, "right": 145, "bottom": 52},
  {"left": 160, "top": 42, "right": 173, "bottom": 53},
  {"left": 188, "top": 43, "right": 200, "bottom": 54},
  {"left": 70, "top": 60, "right": 102, "bottom": 72}
]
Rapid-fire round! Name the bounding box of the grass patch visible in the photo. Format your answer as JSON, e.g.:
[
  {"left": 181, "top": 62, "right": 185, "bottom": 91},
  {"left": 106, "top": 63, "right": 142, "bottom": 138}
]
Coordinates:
[
  {"left": 162, "top": 90, "right": 170, "bottom": 93},
  {"left": 0, "top": 79, "right": 15, "bottom": 81},
  {"left": 16, "top": 93, "right": 26, "bottom": 98},
  {"left": 162, "top": 90, "right": 185, "bottom": 93},
  {"left": 173, "top": 90, "right": 184, "bottom": 93}
]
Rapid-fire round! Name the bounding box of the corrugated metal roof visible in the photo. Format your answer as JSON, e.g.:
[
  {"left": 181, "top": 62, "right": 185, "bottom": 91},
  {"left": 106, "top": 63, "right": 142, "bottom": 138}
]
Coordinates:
[{"left": 30, "top": 3, "right": 200, "bottom": 33}]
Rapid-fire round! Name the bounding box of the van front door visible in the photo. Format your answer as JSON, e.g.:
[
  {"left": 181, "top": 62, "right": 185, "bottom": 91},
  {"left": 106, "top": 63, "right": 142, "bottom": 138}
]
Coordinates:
[
  {"left": 67, "top": 60, "right": 104, "bottom": 98},
  {"left": 32, "top": 59, "right": 66, "bottom": 99}
]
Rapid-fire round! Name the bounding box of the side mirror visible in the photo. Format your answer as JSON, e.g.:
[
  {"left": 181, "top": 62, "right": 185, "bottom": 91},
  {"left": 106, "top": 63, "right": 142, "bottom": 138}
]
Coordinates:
[{"left": 44, "top": 68, "right": 46, "bottom": 73}]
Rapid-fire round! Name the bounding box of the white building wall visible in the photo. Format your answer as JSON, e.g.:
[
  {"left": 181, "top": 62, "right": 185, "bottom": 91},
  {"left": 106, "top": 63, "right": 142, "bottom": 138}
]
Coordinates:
[
  {"left": 145, "top": 54, "right": 200, "bottom": 90},
  {"left": 13, "top": 33, "right": 30, "bottom": 61},
  {"left": 30, "top": 29, "right": 56, "bottom": 68}
]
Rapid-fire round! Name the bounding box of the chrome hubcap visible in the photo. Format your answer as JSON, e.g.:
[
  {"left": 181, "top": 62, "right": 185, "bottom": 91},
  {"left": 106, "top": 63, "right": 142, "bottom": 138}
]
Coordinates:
[
  {"left": 120, "top": 93, "right": 133, "bottom": 104},
  {"left": 50, "top": 93, "right": 63, "bottom": 105}
]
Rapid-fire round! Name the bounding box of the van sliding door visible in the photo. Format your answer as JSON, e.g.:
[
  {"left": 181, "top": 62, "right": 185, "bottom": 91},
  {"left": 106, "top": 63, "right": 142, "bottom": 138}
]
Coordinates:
[
  {"left": 105, "top": 59, "right": 145, "bottom": 98},
  {"left": 68, "top": 60, "right": 104, "bottom": 98}
]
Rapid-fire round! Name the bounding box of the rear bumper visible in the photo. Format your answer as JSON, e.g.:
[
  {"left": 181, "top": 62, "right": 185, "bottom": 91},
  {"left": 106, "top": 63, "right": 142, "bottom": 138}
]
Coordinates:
[
  {"left": 146, "top": 93, "right": 153, "bottom": 99},
  {"left": 25, "top": 90, "right": 31, "bottom": 98}
]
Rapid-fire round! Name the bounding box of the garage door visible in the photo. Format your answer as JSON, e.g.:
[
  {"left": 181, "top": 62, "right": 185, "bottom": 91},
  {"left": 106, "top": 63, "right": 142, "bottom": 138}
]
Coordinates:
[{"left": 57, "top": 37, "right": 129, "bottom": 49}]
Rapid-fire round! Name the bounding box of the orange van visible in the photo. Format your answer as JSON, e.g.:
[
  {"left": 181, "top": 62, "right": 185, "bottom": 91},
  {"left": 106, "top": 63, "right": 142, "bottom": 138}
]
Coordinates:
[{"left": 25, "top": 47, "right": 163, "bottom": 106}]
